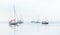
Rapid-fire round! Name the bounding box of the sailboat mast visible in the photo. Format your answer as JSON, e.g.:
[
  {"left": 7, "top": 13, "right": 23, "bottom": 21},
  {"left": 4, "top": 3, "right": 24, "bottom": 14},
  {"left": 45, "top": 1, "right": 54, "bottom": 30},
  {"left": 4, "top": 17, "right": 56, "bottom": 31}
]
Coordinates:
[
  {"left": 13, "top": 4, "right": 16, "bottom": 19},
  {"left": 13, "top": 4, "right": 18, "bottom": 20}
]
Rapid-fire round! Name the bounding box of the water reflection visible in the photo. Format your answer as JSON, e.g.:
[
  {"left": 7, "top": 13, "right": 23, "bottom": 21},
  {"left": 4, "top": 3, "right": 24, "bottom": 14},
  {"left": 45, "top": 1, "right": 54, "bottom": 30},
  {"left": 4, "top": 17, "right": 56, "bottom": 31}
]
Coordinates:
[{"left": 0, "top": 22, "right": 60, "bottom": 35}]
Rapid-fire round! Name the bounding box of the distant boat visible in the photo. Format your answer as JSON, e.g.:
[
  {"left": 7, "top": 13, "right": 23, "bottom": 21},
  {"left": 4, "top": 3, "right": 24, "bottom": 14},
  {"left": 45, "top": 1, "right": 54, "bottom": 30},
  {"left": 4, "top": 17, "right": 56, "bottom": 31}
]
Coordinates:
[
  {"left": 31, "top": 21, "right": 40, "bottom": 23},
  {"left": 31, "top": 16, "right": 40, "bottom": 23},
  {"left": 42, "top": 21, "right": 48, "bottom": 24},
  {"left": 42, "top": 17, "right": 48, "bottom": 24},
  {"left": 17, "top": 20, "right": 24, "bottom": 24},
  {"left": 9, "top": 4, "right": 23, "bottom": 26},
  {"left": 9, "top": 19, "right": 23, "bottom": 26}
]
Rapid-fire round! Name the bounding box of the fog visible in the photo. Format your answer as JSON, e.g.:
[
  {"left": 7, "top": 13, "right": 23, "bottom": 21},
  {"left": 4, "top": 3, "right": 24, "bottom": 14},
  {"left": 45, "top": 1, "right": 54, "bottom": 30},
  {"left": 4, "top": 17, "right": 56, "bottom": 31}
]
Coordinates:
[
  {"left": 0, "top": 0, "right": 60, "bottom": 22},
  {"left": 0, "top": 0, "right": 60, "bottom": 35}
]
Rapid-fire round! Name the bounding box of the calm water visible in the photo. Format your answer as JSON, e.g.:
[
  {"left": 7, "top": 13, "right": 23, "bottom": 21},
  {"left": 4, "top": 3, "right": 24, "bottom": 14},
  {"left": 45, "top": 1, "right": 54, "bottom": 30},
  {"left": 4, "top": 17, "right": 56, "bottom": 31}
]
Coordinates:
[{"left": 0, "top": 22, "right": 60, "bottom": 35}]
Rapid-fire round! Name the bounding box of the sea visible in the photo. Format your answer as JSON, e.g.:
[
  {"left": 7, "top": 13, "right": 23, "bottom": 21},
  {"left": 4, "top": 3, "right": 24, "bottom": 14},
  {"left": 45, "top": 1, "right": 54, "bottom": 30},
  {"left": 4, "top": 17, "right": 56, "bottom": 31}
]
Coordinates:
[{"left": 0, "top": 22, "right": 60, "bottom": 35}]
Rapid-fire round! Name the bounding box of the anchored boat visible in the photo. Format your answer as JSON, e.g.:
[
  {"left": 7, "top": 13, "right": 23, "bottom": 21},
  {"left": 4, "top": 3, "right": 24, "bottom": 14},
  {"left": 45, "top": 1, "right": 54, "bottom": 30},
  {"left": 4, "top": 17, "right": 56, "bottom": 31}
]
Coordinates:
[
  {"left": 42, "top": 17, "right": 48, "bottom": 24},
  {"left": 9, "top": 4, "right": 23, "bottom": 26}
]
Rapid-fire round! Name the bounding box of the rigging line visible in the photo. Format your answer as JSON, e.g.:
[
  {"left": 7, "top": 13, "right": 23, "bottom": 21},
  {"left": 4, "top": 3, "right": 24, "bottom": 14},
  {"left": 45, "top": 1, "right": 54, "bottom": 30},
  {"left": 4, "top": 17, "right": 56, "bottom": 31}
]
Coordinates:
[
  {"left": 37, "top": 15, "right": 40, "bottom": 21},
  {"left": 20, "top": 12, "right": 23, "bottom": 21}
]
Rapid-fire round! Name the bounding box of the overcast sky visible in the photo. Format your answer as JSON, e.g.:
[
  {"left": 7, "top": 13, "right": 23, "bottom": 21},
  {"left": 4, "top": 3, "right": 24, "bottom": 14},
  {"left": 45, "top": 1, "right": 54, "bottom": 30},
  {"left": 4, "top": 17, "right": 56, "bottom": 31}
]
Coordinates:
[{"left": 0, "top": 0, "right": 60, "bottom": 22}]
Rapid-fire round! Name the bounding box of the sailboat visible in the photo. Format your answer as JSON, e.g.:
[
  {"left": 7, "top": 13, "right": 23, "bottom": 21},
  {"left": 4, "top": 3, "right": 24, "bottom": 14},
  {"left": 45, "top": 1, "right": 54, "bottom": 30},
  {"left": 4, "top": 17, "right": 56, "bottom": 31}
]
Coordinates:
[
  {"left": 42, "top": 17, "right": 48, "bottom": 24},
  {"left": 9, "top": 4, "right": 23, "bottom": 26},
  {"left": 8, "top": 1, "right": 24, "bottom": 35}
]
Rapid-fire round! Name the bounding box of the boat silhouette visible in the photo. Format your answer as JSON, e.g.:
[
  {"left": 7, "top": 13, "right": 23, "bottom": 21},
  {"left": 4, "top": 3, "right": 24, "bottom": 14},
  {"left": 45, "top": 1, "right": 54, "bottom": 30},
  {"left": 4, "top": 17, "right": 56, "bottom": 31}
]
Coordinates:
[
  {"left": 9, "top": 4, "right": 23, "bottom": 26},
  {"left": 42, "top": 17, "right": 48, "bottom": 24},
  {"left": 31, "top": 16, "right": 40, "bottom": 23}
]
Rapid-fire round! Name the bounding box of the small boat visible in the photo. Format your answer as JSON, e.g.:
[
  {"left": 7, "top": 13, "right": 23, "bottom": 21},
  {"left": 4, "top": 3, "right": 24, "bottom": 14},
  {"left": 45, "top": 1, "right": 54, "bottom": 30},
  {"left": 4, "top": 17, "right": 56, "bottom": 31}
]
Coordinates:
[
  {"left": 31, "top": 16, "right": 40, "bottom": 23},
  {"left": 42, "top": 17, "right": 48, "bottom": 24},
  {"left": 17, "top": 20, "right": 24, "bottom": 24},
  {"left": 31, "top": 21, "right": 40, "bottom": 23},
  {"left": 42, "top": 21, "right": 48, "bottom": 24}
]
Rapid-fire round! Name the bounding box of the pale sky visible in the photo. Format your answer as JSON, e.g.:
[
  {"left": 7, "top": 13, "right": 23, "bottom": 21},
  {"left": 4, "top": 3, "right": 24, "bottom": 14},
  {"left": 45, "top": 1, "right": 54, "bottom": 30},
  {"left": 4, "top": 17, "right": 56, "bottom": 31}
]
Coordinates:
[
  {"left": 0, "top": 0, "right": 60, "bottom": 22},
  {"left": 0, "top": 0, "right": 60, "bottom": 35}
]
